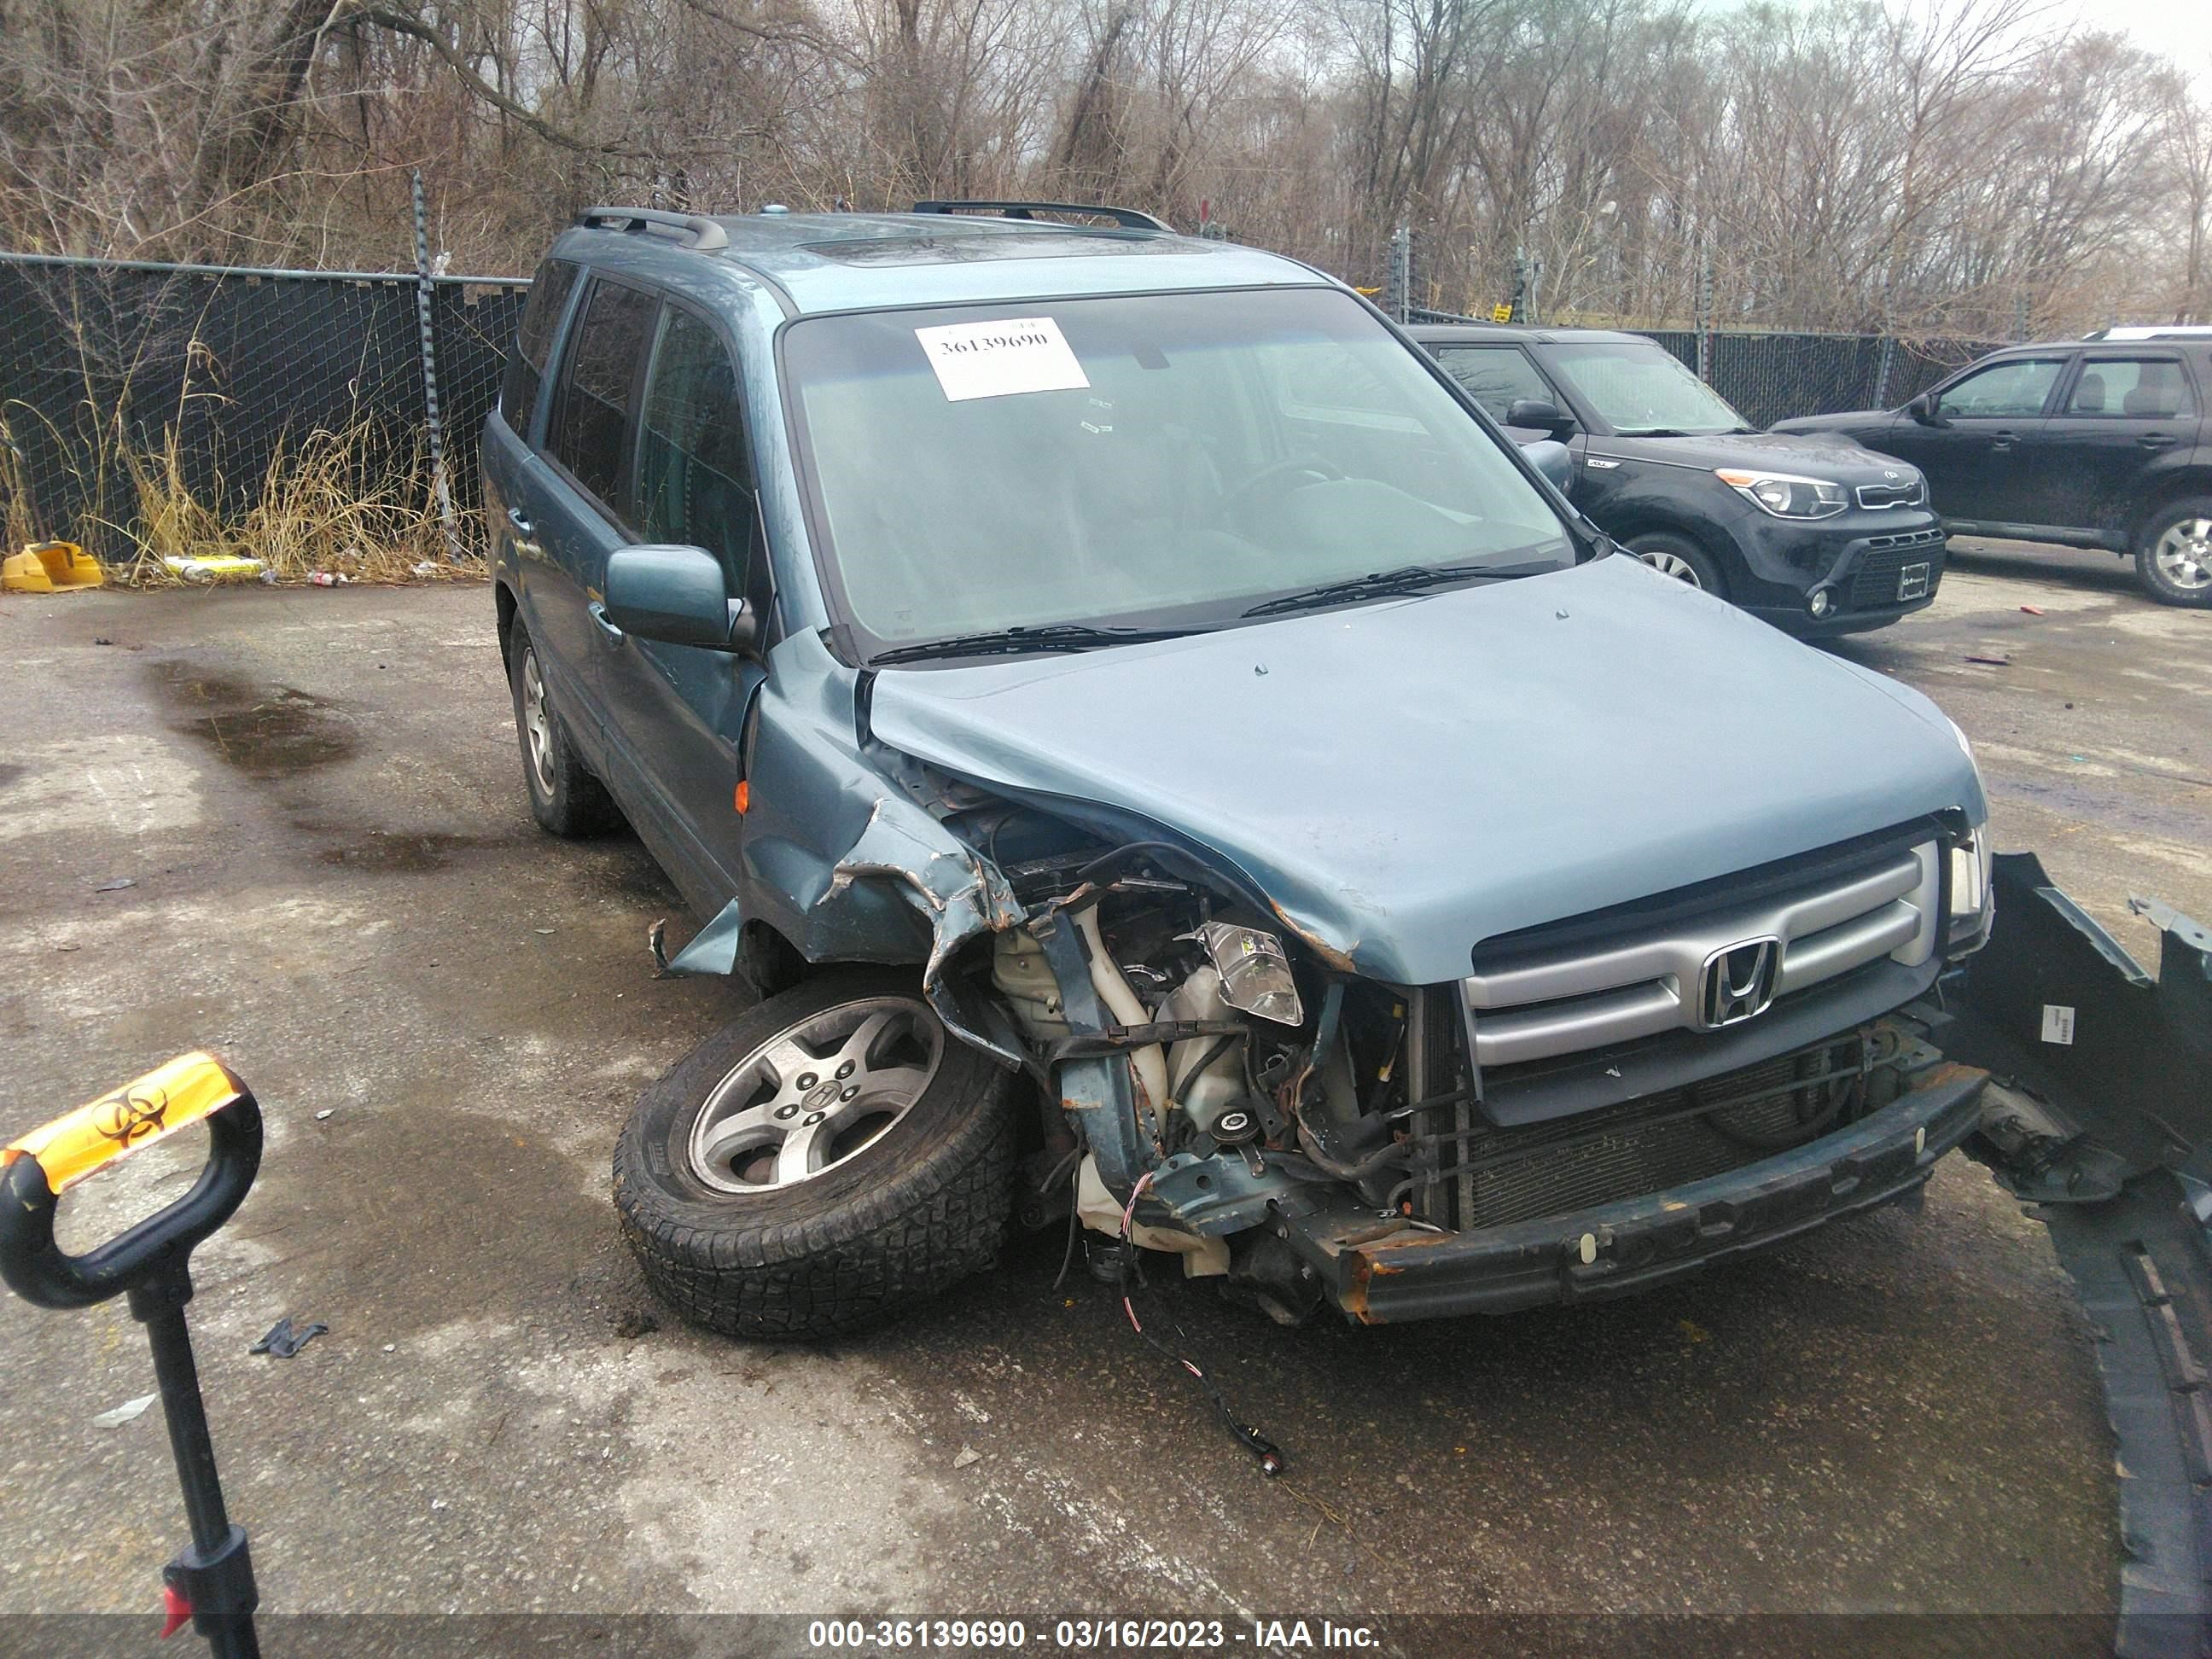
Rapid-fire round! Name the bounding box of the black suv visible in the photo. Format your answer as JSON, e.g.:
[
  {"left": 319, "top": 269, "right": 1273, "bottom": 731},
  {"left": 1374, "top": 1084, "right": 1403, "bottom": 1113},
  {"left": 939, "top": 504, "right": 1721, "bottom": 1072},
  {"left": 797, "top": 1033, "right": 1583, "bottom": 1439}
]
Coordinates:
[
  {"left": 1411, "top": 323, "right": 1948, "bottom": 636},
  {"left": 1773, "top": 335, "right": 2212, "bottom": 608}
]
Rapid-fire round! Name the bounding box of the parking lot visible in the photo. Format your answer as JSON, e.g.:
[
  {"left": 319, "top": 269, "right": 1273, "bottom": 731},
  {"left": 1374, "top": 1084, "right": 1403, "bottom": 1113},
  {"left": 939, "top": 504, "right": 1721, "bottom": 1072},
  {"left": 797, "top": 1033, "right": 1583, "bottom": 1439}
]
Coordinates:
[{"left": 1, "top": 537, "right": 2204, "bottom": 1635}]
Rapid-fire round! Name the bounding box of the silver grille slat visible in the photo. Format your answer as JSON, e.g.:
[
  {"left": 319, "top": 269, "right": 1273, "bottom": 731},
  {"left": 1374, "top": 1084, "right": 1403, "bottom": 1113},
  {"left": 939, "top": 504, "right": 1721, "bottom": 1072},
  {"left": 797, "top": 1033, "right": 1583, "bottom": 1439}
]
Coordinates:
[
  {"left": 1855, "top": 478, "right": 1926, "bottom": 509},
  {"left": 1463, "top": 843, "right": 1939, "bottom": 1068},
  {"left": 1773, "top": 900, "right": 1923, "bottom": 993}
]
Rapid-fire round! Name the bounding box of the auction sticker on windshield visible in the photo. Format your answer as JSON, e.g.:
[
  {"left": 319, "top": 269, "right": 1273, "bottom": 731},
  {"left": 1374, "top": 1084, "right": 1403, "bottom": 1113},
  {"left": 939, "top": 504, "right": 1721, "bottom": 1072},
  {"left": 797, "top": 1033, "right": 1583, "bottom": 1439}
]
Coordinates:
[{"left": 917, "top": 317, "right": 1090, "bottom": 402}]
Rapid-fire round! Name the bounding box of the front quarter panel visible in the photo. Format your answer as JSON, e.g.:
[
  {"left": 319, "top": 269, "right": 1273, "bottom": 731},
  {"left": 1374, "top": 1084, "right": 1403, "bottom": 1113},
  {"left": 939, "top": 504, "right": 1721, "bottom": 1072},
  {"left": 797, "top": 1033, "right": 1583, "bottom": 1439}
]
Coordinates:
[
  {"left": 1575, "top": 459, "right": 1749, "bottom": 567},
  {"left": 723, "top": 631, "right": 1024, "bottom": 1052}
]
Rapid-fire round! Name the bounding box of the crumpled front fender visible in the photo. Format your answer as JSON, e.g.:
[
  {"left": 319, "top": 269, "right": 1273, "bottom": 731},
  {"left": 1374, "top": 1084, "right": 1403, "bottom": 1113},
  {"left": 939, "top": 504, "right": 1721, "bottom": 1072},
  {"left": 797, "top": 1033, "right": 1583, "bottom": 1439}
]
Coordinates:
[
  {"left": 656, "top": 636, "right": 1027, "bottom": 1065},
  {"left": 662, "top": 789, "right": 1025, "bottom": 1066}
]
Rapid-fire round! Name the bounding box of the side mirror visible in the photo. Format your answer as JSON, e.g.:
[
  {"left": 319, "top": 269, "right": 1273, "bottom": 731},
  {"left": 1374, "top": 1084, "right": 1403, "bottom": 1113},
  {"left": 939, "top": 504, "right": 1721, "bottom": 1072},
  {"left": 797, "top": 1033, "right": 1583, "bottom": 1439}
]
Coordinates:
[
  {"left": 1521, "top": 438, "right": 1575, "bottom": 493},
  {"left": 1905, "top": 392, "right": 1946, "bottom": 427},
  {"left": 605, "top": 545, "right": 758, "bottom": 653},
  {"left": 1505, "top": 397, "right": 1575, "bottom": 438}
]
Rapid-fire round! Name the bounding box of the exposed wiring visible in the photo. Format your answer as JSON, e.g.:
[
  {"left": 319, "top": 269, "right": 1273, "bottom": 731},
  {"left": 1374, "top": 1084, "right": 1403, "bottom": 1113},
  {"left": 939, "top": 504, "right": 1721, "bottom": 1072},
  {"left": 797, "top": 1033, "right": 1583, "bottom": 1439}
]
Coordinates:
[
  {"left": 1115, "top": 1171, "right": 1285, "bottom": 1478},
  {"left": 1291, "top": 1106, "right": 1410, "bottom": 1183},
  {"left": 1051, "top": 1201, "right": 1082, "bottom": 1292}
]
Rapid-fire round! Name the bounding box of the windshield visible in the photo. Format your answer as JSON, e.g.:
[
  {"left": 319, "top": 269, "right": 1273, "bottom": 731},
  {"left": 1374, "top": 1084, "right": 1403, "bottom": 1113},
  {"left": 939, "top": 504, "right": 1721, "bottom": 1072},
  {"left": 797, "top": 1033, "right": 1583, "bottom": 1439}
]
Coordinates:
[
  {"left": 1543, "top": 340, "right": 1751, "bottom": 436},
  {"left": 781, "top": 288, "right": 1575, "bottom": 658}
]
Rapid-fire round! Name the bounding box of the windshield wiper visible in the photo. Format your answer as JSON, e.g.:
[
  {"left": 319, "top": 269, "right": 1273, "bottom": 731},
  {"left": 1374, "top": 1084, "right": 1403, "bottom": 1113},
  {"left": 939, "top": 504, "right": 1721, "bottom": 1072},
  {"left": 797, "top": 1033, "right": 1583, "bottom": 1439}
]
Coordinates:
[
  {"left": 1243, "top": 564, "right": 1460, "bottom": 617},
  {"left": 1242, "top": 561, "right": 1551, "bottom": 618},
  {"left": 869, "top": 623, "right": 1198, "bottom": 665}
]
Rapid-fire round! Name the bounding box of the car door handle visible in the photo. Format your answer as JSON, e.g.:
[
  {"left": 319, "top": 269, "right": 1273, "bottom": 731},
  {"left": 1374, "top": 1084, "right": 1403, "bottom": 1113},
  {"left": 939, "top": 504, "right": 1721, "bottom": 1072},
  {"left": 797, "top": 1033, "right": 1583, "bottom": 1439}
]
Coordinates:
[
  {"left": 589, "top": 602, "right": 624, "bottom": 643},
  {"left": 504, "top": 506, "right": 541, "bottom": 556},
  {"left": 2138, "top": 434, "right": 2179, "bottom": 450},
  {"left": 1988, "top": 430, "right": 2017, "bottom": 451}
]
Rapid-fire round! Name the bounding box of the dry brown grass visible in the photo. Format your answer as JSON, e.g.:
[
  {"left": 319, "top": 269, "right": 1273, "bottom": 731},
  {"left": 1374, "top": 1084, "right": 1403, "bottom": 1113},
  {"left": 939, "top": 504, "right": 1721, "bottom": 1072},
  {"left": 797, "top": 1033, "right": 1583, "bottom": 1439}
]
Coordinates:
[
  {"left": 0, "top": 427, "right": 38, "bottom": 557},
  {"left": 2, "top": 401, "right": 483, "bottom": 588},
  {"left": 114, "top": 421, "right": 470, "bottom": 585}
]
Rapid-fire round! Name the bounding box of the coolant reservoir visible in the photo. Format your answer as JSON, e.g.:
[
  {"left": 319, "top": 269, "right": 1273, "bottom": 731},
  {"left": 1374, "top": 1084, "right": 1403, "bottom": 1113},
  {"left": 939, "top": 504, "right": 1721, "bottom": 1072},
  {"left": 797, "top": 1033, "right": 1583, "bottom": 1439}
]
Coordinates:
[{"left": 1158, "top": 966, "right": 1249, "bottom": 1136}]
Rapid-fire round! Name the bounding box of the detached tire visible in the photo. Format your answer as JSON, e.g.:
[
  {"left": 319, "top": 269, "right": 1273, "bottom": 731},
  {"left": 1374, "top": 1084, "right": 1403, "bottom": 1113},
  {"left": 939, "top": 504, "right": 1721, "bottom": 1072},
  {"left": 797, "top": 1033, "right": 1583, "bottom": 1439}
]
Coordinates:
[
  {"left": 2135, "top": 498, "right": 2212, "bottom": 608},
  {"left": 1627, "top": 530, "right": 1727, "bottom": 597},
  {"left": 614, "top": 969, "right": 1017, "bottom": 1340},
  {"left": 509, "top": 619, "right": 621, "bottom": 836}
]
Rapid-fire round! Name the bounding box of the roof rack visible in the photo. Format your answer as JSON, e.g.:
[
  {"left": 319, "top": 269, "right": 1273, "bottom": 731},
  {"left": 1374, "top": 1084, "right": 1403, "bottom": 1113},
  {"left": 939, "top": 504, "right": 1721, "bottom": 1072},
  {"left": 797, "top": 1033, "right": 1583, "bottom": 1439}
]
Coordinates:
[
  {"left": 911, "top": 200, "right": 1171, "bottom": 233},
  {"left": 2081, "top": 325, "right": 2212, "bottom": 341},
  {"left": 575, "top": 207, "right": 728, "bottom": 252}
]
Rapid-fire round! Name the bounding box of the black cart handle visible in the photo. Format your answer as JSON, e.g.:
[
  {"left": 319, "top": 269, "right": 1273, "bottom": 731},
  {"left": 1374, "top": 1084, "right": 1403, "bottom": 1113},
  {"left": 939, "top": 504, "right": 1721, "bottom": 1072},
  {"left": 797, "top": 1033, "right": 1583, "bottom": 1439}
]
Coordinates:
[{"left": 0, "top": 1054, "right": 263, "bottom": 1310}]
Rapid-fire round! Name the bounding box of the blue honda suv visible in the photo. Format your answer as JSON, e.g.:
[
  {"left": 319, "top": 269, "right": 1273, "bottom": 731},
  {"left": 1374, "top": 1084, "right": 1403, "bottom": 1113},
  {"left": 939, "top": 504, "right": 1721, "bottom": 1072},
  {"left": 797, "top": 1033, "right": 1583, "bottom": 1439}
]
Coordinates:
[{"left": 485, "top": 202, "right": 1997, "bottom": 1343}]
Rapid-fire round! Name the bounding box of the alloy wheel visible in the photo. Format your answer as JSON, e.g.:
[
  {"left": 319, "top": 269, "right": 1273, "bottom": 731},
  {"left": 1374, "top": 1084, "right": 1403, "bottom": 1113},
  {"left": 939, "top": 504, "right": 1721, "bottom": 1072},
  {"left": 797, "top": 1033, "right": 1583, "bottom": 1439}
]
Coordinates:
[
  {"left": 686, "top": 998, "right": 944, "bottom": 1193},
  {"left": 521, "top": 649, "right": 556, "bottom": 795},
  {"left": 2154, "top": 518, "right": 2212, "bottom": 591},
  {"left": 1639, "top": 550, "right": 1704, "bottom": 587}
]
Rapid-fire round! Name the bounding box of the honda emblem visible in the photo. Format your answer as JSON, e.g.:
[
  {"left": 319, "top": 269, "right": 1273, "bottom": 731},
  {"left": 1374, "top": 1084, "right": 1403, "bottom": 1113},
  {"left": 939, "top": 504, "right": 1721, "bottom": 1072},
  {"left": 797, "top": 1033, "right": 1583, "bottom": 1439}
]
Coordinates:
[{"left": 1698, "top": 938, "right": 1780, "bottom": 1027}]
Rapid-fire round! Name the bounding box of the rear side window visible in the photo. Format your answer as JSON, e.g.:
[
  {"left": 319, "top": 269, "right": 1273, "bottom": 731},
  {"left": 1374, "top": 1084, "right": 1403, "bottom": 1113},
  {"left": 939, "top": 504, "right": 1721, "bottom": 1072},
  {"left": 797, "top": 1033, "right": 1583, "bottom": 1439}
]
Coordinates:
[
  {"left": 2066, "top": 358, "right": 2196, "bottom": 420},
  {"left": 1434, "top": 346, "right": 1555, "bottom": 422},
  {"left": 550, "top": 279, "right": 658, "bottom": 509},
  {"left": 501, "top": 259, "right": 578, "bottom": 434},
  {"left": 636, "top": 308, "right": 760, "bottom": 579}
]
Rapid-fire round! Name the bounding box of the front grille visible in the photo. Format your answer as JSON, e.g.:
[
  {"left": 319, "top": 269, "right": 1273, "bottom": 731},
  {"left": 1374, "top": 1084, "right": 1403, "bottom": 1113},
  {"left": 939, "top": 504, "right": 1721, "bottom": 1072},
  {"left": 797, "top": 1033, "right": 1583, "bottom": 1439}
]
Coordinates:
[
  {"left": 1855, "top": 478, "right": 1926, "bottom": 509},
  {"left": 1850, "top": 534, "right": 1946, "bottom": 609},
  {"left": 1411, "top": 1033, "right": 1871, "bottom": 1231},
  {"left": 1459, "top": 835, "right": 1939, "bottom": 1068}
]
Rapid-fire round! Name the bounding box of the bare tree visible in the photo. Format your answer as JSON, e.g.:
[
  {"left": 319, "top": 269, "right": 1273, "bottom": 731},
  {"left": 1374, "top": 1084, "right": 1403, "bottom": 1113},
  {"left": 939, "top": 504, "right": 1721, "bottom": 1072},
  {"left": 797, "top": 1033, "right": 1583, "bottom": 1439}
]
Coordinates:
[{"left": 0, "top": 0, "right": 2201, "bottom": 335}]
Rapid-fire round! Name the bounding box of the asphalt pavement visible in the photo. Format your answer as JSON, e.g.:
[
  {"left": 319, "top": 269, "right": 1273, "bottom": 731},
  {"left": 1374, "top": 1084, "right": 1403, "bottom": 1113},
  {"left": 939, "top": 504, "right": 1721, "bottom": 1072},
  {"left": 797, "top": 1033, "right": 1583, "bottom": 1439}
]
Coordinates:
[{"left": 1, "top": 536, "right": 2201, "bottom": 1641}]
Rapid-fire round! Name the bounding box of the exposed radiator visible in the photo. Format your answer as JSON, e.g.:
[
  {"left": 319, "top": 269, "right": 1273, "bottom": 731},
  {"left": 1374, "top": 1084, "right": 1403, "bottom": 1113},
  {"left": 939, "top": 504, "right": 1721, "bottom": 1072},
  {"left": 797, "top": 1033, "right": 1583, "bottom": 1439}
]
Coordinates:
[{"left": 1412, "top": 1032, "right": 1870, "bottom": 1231}]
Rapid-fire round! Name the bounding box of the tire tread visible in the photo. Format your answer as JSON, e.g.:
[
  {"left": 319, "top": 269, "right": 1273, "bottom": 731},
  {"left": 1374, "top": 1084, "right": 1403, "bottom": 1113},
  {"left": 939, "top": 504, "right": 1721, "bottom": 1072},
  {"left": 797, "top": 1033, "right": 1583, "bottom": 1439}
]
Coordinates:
[{"left": 612, "top": 971, "right": 1016, "bottom": 1340}]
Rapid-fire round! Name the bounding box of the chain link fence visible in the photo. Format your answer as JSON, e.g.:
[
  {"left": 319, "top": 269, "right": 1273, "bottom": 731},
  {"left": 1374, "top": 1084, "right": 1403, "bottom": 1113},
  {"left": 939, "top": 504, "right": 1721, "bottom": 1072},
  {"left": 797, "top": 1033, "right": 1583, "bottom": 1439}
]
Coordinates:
[
  {"left": 0, "top": 250, "right": 526, "bottom": 562},
  {"left": 2, "top": 246, "right": 2017, "bottom": 565}
]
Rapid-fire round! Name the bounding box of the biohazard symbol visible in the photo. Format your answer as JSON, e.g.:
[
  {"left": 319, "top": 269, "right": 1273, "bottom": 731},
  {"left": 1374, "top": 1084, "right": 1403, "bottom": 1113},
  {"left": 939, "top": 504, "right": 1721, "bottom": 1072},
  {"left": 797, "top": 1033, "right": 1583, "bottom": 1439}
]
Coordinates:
[{"left": 92, "top": 1087, "right": 169, "bottom": 1150}]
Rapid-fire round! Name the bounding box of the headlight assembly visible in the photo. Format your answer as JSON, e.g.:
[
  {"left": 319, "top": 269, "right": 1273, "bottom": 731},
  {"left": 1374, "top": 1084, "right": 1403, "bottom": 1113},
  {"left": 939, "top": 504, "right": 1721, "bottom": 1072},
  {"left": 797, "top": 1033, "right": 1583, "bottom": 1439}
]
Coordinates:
[
  {"left": 1947, "top": 824, "right": 1994, "bottom": 956},
  {"left": 1936, "top": 719, "right": 1993, "bottom": 955},
  {"left": 1716, "top": 469, "right": 1848, "bottom": 520},
  {"left": 1201, "top": 923, "right": 1304, "bottom": 1025}
]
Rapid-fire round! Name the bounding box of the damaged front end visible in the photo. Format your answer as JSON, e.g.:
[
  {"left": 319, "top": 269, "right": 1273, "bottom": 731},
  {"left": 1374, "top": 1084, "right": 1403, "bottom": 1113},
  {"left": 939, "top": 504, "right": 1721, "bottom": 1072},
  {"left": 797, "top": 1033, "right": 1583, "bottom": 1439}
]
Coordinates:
[{"left": 885, "top": 802, "right": 2000, "bottom": 1329}]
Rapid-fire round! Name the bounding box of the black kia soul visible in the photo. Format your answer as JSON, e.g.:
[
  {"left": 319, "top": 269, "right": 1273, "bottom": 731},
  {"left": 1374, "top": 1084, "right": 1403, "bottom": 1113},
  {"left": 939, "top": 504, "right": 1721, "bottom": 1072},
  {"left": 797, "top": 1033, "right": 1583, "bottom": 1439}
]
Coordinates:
[{"left": 1412, "top": 323, "right": 1947, "bottom": 636}]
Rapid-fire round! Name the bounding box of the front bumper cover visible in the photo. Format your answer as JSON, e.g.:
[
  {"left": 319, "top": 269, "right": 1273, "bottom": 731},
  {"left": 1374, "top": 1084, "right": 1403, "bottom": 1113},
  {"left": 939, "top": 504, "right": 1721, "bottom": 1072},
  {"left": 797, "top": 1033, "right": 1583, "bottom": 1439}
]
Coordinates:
[{"left": 1284, "top": 1057, "right": 1988, "bottom": 1324}]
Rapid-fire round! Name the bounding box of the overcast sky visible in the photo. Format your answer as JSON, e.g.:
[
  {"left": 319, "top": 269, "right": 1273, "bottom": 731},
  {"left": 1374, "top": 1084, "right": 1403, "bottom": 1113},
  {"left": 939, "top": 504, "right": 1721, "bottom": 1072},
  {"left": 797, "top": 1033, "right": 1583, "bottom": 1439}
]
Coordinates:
[{"left": 2073, "top": 0, "right": 2212, "bottom": 73}]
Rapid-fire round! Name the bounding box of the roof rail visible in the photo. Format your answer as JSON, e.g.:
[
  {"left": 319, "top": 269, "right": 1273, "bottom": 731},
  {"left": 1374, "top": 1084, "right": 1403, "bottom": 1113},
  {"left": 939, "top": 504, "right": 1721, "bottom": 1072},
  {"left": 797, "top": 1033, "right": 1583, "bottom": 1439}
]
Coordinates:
[
  {"left": 575, "top": 207, "right": 729, "bottom": 252},
  {"left": 2081, "top": 324, "right": 2212, "bottom": 341},
  {"left": 911, "top": 200, "right": 1172, "bottom": 233}
]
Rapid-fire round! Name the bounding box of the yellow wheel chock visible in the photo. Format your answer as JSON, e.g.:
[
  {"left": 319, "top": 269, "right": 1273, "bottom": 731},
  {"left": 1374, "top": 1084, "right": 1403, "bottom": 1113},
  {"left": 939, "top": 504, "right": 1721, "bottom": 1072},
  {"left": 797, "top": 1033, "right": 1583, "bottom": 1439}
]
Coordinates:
[{"left": 2, "top": 539, "right": 105, "bottom": 592}]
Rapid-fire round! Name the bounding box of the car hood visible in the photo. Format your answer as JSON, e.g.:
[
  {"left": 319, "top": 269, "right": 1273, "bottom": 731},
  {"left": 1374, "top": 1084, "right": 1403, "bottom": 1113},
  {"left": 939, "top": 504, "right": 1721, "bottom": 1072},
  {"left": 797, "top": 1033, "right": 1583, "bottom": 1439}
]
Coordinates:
[
  {"left": 1598, "top": 428, "right": 1906, "bottom": 480},
  {"left": 1767, "top": 410, "right": 1895, "bottom": 438},
  {"left": 867, "top": 556, "right": 1983, "bottom": 985}
]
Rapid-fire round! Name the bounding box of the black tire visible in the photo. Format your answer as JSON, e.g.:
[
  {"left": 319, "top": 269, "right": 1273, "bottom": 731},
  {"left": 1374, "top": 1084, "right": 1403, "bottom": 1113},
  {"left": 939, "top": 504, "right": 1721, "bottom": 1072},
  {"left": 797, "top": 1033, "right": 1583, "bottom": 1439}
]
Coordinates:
[
  {"left": 613, "top": 969, "right": 1018, "bottom": 1340},
  {"left": 1626, "top": 530, "right": 1728, "bottom": 597},
  {"left": 2134, "top": 497, "right": 2212, "bottom": 608},
  {"left": 508, "top": 620, "right": 620, "bottom": 836}
]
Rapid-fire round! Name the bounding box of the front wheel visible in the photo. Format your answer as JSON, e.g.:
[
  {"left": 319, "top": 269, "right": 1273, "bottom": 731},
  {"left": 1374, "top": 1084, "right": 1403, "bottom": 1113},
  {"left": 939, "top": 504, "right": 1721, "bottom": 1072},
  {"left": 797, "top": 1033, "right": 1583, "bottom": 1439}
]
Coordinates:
[
  {"left": 1626, "top": 531, "right": 1726, "bottom": 596},
  {"left": 613, "top": 970, "right": 1017, "bottom": 1340},
  {"left": 2136, "top": 498, "right": 2212, "bottom": 608}
]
